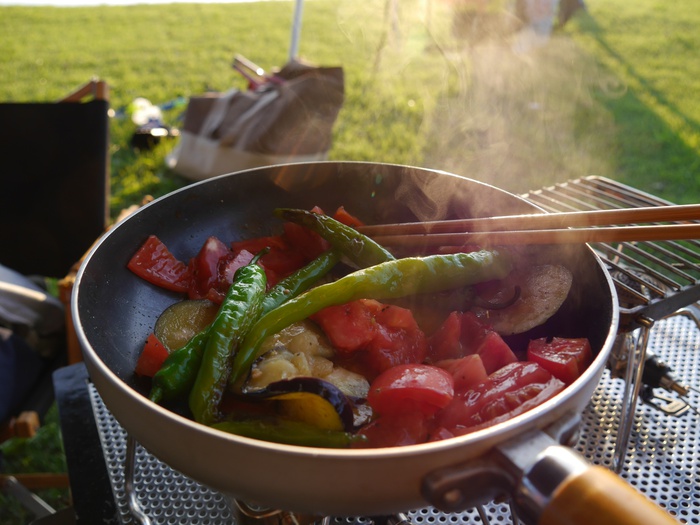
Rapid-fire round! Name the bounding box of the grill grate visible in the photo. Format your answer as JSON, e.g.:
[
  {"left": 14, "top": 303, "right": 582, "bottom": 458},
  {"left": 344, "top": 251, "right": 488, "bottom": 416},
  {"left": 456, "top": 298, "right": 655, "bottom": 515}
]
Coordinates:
[
  {"left": 89, "top": 312, "right": 700, "bottom": 525},
  {"left": 520, "top": 176, "right": 700, "bottom": 331}
]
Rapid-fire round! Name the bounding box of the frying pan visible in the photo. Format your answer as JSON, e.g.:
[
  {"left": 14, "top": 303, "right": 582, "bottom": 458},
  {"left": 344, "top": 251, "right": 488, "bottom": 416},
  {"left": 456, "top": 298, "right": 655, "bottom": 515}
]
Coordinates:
[{"left": 72, "top": 162, "right": 678, "bottom": 524}]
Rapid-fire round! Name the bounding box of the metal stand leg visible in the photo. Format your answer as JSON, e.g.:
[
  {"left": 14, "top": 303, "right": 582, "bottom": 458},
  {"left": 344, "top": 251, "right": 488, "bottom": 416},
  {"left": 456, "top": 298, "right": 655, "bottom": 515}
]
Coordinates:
[{"left": 124, "top": 435, "right": 153, "bottom": 525}]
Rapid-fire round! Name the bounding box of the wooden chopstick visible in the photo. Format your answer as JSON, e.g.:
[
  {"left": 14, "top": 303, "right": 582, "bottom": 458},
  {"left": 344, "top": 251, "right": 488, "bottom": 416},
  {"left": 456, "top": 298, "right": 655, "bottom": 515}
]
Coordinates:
[
  {"left": 357, "top": 204, "right": 700, "bottom": 247},
  {"left": 367, "top": 224, "right": 700, "bottom": 247}
]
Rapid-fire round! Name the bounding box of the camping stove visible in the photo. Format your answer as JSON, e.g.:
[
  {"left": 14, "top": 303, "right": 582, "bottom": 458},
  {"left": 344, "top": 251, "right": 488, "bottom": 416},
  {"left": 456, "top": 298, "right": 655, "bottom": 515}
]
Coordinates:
[
  {"left": 78, "top": 310, "right": 700, "bottom": 525},
  {"left": 57, "top": 177, "right": 700, "bottom": 525}
]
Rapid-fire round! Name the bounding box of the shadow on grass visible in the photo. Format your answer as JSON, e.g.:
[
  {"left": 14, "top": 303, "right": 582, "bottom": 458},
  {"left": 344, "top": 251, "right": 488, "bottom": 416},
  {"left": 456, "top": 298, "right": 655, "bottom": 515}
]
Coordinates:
[{"left": 574, "top": 13, "right": 700, "bottom": 204}]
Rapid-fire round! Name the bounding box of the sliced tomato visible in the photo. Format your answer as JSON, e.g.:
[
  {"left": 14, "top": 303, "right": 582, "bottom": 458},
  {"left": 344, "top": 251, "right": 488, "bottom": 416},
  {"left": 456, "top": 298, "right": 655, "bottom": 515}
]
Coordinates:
[
  {"left": 332, "top": 206, "right": 364, "bottom": 228},
  {"left": 427, "top": 311, "right": 463, "bottom": 361},
  {"left": 188, "top": 236, "right": 231, "bottom": 300},
  {"left": 477, "top": 330, "right": 518, "bottom": 374},
  {"left": 428, "top": 311, "right": 517, "bottom": 374},
  {"left": 310, "top": 300, "right": 377, "bottom": 352},
  {"left": 363, "top": 323, "right": 427, "bottom": 379},
  {"left": 367, "top": 363, "right": 454, "bottom": 417},
  {"left": 134, "top": 333, "right": 170, "bottom": 377},
  {"left": 354, "top": 411, "right": 431, "bottom": 448},
  {"left": 436, "top": 361, "right": 564, "bottom": 432},
  {"left": 313, "top": 299, "right": 427, "bottom": 379},
  {"left": 527, "top": 337, "right": 593, "bottom": 385},
  {"left": 231, "top": 234, "right": 308, "bottom": 286},
  {"left": 282, "top": 222, "right": 330, "bottom": 262},
  {"left": 127, "top": 235, "right": 191, "bottom": 293},
  {"left": 437, "top": 354, "right": 489, "bottom": 392},
  {"left": 278, "top": 206, "right": 330, "bottom": 262},
  {"left": 230, "top": 234, "right": 289, "bottom": 256},
  {"left": 219, "top": 249, "right": 255, "bottom": 289}
]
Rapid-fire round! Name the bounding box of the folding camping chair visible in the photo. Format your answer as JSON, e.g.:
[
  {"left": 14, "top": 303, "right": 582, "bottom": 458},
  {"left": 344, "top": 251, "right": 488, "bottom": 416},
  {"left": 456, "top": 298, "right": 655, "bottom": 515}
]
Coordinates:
[
  {"left": 0, "top": 80, "right": 111, "bottom": 522},
  {"left": 0, "top": 79, "right": 110, "bottom": 279}
]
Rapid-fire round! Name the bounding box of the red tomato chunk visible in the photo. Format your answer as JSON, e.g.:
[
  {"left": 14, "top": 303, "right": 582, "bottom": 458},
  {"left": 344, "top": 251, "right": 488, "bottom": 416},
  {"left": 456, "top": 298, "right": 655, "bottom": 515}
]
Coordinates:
[
  {"left": 127, "top": 235, "right": 192, "bottom": 293},
  {"left": 428, "top": 311, "right": 518, "bottom": 374},
  {"left": 434, "top": 361, "right": 565, "bottom": 436},
  {"left": 135, "top": 333, "right": 169, "bottom": 377},
  {"left": 526, "top": 337, "right": 593, "bottom": 385},
  {"left": 312, "top": 299, "right": 428, "bottom": 380},
  {"left": 367, "top": 363, "right": 454, "bottom": 417}
]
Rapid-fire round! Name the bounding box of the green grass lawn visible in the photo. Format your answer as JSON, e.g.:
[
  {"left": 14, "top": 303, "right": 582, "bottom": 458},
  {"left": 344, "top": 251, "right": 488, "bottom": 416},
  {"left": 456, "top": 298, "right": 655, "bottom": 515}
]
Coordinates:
[
  {"left": 1, "top": 0, "right": 698, "bottom": 214},
  {"left": 1, "top": 0, "right": 699, "bottom": 522}
]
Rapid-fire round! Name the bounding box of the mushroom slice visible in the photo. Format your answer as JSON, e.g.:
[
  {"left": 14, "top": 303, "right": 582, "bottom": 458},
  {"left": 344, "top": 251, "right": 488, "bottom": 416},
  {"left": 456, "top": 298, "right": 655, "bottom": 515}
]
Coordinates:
[{"left": 472, "top": 264, "right": 573, "bottom": 335}]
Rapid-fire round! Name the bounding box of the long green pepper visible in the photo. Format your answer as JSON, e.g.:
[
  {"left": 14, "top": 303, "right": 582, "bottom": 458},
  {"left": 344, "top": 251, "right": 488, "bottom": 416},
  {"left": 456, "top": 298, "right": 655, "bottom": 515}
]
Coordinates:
[
  {"left": 149, "top": 327, "right": 211, "bottom": 403},
  {"left": 189, "top": 254, "right": 267, "bottom": 425},
  {"left": 261, "top": 248, "right": 340, "bottom": 313},
  {"left": 228, "top": 249, "right": 513, "bottom": 390}
]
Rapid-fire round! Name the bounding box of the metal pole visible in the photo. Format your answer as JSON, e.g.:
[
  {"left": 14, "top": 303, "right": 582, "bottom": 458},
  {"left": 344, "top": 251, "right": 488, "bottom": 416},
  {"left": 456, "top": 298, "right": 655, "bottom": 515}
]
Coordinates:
[{"left": 289, "top": 0, "right": 304, "bottom": 60}]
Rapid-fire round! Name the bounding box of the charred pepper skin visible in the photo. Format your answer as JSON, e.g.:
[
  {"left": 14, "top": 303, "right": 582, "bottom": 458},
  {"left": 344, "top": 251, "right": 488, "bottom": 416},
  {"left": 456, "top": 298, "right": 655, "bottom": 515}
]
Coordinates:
[
  {"left": 274, "top": 208, "right": 395, "bottom": 268},
  {"left": 189, "top": 254, "right": 268, "bottom": 425},
  {"left": 228, "top": 249, "right": 513, "bottom": 390}
]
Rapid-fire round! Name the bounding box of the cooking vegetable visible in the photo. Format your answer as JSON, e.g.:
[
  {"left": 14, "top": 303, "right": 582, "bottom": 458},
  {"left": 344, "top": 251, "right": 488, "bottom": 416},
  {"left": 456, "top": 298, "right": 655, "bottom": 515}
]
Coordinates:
[
  {"left": 274, "top": 208, "right": 395, "bottom": 268},
  {"left": 427, "top": 311, "right": 518, "bottom": 374},
  {"left": 149, "top": 328, "right": 210, "bottom": 403},
  {"left": 437, "top": 354, "right": 489, "bottom": 392},
  {"left": 211, "top": 418, "right": 365, "bottom": 448},
  {"left": 354, "top": 411, "right": 431, "bottom": 448},
  {"left": 527, "top": 337, "right": 593, "bottom": 385},
  {"left": 154, "top": 299, "right": 219, "bottom": 352},
  {"left": 188, "top": 236, "right": 234, "bottom": 301},
  {"left": 261, "top": 249, "right": 341, "bottom": 313},
  {"left": 242, "top": 377, "right": 356, "bottom": 432},
  {"left": 148, "top": 251, "right": 340, "bottom": 405},
  {"left": 312, "top": 299, "right": 427, "bottom": 380},
  {"left": 228, "top": 249, "right": 514, "bottom": 390},
  {"left": 135, "top": 333, "right": 170, "bottom": 377},
  {"left": 367, "top": 364, "right": 454, "bottom": 417},
  {"left": 435, "top": 361, "right": 565, "bottom": 435},
  {"left": 472, "top": 264, "right": 573, "bottom": 335},
  {"left": 127, "top": 235, "right": 191, "bottom": 292},
  {"left": 231, "top": 235, "right": 309, "bottom": 287},
  {"left": 189, "top": 253, "right": 268, "bottom": 425}
]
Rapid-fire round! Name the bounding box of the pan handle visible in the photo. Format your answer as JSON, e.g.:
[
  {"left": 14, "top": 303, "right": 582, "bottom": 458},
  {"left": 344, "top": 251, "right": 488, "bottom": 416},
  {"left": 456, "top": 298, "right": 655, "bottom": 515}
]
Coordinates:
[
  {"left": 422, "top": 432, "right": 678, "bottom": 525},
  {"left": 526, "top": 446, "right": 678, "bottom": 525},
  {"left": 538, "top": 462, "right": 678, "bottom": 525}
]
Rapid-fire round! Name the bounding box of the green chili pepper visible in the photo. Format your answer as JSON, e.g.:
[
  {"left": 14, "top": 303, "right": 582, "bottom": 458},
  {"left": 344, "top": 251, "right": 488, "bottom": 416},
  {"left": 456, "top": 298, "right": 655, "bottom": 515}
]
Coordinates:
[
  {"left": 228, "top": 249, "right": 513, "bottom": 390},
  {"left": 189, "top": 252, "right": 268, "bottom": 425},
  {"left": 274, "top": 208, "right": 395, "bottom": 268},
  {"left": 211, "top": 418, "right": 366, "bottom": 448},
  {"left": 261, "top": 249, "right": 341, "bottom": 314},
  {"left": 149, "top": 327, "right": 211, "bottom": 404}
]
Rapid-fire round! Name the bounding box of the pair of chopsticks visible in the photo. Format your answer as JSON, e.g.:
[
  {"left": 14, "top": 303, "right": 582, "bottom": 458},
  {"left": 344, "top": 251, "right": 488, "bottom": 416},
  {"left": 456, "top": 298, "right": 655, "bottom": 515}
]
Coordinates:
[{"left": 357, "top": 204, "right": 700, "bottom": 247}]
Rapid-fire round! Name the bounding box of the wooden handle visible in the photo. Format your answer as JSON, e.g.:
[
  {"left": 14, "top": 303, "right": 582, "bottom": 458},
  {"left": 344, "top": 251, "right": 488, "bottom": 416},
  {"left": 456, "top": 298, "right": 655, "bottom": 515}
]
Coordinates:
[{"left": 539, "top": 465, "right": 678, "bottom": 525}]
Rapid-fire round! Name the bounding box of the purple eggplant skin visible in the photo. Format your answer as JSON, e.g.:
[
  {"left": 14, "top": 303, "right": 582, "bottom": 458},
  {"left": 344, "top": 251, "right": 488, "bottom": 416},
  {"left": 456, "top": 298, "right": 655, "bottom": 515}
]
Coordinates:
[{"left": 243, "top": 377, "right": 357, "bottom": 432}]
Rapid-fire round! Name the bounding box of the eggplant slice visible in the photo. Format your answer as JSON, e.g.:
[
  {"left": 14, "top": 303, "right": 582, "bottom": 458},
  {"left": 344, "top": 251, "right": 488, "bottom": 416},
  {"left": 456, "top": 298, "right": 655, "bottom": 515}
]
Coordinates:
[{"left": 472, "top": 264, "right": 574, "bottom": 335}]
